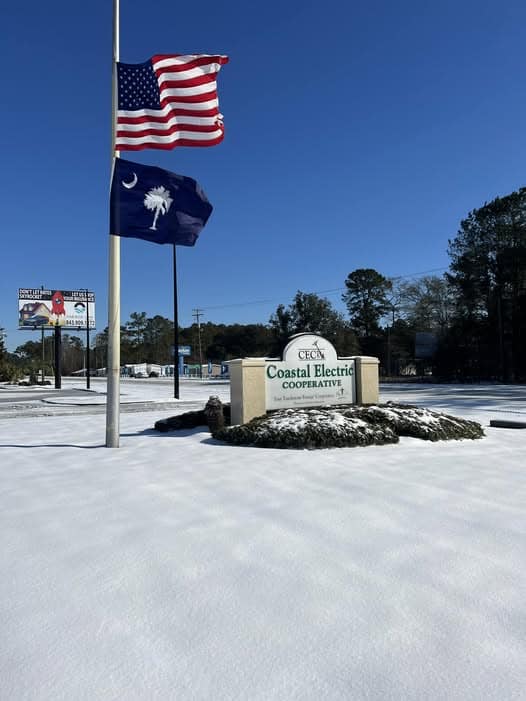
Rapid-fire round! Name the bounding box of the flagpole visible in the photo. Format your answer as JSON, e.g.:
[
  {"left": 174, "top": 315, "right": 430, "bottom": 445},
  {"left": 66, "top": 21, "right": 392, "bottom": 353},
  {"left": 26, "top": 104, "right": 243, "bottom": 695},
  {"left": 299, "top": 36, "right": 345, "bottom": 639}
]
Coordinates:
[
  {"left": 106, "top": 0, "right": 120, "bottom": 447},
  {"left": 173, "top": 244, "right": 180, "bottom": 399}
]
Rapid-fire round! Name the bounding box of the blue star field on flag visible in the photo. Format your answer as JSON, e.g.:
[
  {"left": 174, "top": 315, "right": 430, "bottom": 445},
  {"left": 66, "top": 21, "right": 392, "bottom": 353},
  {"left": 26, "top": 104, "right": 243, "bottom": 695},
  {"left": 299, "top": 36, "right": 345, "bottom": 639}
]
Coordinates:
[{"left": 117, "top": 61, "right": 161, "bottom": 110}]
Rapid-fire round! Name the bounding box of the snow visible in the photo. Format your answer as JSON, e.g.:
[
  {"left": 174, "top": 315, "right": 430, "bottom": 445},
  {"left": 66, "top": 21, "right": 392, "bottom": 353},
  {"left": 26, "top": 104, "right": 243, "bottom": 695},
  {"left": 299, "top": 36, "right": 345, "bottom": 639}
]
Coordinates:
[{"left": 1, "top": 379, "right": 525, "bottom": 700}]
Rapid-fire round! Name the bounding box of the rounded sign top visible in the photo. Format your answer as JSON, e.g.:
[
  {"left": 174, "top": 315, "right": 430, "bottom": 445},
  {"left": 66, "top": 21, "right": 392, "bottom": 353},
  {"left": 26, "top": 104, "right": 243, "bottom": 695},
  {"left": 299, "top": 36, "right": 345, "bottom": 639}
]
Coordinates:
[{"left": 282, "top": 333, "right": 338, "bottom": 363}]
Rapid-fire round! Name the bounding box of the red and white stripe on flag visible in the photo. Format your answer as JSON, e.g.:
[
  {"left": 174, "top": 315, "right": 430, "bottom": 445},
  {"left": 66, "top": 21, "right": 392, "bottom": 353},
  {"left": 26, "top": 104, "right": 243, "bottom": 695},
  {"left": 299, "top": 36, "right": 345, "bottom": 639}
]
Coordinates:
[{"left": 116, "top": 54, "right": 229, "bottom": 151}]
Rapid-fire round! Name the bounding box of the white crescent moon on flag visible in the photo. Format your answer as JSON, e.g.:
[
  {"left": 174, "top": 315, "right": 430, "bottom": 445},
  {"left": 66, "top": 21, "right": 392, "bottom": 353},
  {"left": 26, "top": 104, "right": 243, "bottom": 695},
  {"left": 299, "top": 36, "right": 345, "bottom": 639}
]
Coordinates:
[{"left": 122, "top": 172, "right": 138, "bottom": 189}]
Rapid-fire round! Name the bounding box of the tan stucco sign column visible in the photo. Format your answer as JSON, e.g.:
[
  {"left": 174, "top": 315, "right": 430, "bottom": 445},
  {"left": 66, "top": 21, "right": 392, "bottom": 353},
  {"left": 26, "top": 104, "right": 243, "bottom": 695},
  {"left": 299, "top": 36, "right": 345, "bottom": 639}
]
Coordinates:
[
  {"left": 352, "top": 356, "right": 380, "bottom": 405},
  {"left": 228, "top": 358, "right": 267, "bottom": 426}
]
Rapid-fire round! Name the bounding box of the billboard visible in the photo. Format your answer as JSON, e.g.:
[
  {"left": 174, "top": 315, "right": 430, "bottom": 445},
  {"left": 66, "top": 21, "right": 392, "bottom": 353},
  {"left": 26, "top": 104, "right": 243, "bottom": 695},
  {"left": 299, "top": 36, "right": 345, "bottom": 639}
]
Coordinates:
[{"left": 18, "top": 288, "right": 96, "bottom": 330}]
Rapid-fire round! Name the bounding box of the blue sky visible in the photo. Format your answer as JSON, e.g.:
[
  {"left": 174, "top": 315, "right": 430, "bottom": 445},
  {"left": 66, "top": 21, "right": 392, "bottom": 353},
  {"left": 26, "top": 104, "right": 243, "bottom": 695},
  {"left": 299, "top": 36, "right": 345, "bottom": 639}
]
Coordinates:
[{"left": 2, "top": 0, "right": 525, "bottom": 351}]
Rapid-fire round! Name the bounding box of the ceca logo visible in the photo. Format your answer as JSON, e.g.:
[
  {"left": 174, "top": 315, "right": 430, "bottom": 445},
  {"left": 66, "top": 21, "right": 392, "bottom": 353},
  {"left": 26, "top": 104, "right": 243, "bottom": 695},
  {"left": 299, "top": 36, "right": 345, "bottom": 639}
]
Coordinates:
[{"left": 297, "top": 340, "right": 326, "bottom": 361}]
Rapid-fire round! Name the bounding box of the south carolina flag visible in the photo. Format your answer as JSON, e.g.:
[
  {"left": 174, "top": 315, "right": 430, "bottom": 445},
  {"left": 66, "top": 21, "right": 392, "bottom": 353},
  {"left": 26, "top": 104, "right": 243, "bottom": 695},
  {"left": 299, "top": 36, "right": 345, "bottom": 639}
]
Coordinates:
[{"left": 110, "top": 158, "right": 213, "bottom": 246}]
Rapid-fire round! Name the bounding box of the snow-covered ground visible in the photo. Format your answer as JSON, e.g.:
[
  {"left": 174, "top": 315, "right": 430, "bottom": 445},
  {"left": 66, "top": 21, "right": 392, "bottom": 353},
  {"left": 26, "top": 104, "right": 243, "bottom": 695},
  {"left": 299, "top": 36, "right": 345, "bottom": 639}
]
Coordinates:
[{"left": 1, "top": 379, "right": 525, "bottom": 700}]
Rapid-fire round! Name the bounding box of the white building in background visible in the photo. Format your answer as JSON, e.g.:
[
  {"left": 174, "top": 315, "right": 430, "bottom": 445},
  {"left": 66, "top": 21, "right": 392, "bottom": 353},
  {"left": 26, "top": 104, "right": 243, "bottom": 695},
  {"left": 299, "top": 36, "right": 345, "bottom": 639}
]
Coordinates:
[
  {"left": 91, "top": 363, "right": 227, "bottom": 379},
  {"left": 122, "top": 363, "right": 168, "bottom": 378}
]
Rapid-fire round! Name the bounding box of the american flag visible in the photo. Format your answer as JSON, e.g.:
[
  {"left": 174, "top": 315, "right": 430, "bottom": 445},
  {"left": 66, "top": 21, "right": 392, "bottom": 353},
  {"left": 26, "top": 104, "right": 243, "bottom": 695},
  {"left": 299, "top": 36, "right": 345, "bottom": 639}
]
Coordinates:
[{"left": 116, "top": 54, "right": 229, "bottom": 151}]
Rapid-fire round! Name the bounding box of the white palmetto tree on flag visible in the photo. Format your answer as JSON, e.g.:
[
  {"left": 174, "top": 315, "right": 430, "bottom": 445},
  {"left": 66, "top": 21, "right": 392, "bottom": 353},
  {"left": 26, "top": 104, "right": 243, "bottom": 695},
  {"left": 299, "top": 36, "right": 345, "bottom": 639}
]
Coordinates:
[{"left": 144, "top": 186, "right": 173, "bottom": 230}]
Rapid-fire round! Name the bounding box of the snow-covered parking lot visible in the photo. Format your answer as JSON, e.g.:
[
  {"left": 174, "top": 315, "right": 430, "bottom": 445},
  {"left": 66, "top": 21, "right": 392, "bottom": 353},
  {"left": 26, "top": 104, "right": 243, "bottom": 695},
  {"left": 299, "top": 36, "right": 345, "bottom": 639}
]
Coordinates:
[{"left": 1, "top": 379, "right": 525, "bottom": 700}]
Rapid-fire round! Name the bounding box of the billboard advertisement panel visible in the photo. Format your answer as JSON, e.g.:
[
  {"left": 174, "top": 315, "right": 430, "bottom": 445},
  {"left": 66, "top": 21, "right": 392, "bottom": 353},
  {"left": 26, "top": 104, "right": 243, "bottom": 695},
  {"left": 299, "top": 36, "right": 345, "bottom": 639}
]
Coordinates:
[{"left": 18, "top": 288, "right": 96, "bottom": 330}]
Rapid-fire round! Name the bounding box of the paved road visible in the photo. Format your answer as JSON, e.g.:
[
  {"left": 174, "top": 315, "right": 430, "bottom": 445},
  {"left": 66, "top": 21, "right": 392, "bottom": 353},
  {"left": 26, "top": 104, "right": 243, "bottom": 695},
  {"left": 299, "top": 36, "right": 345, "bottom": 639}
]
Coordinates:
[
  {"left": 0, "top": 401, "right": 199, "bottom": 420},
  {"left": 0, "top": 389, "right": 84, "bottom": 404},
  {"left": 3, "top": 380, "right": 524, "bottom": 421},
  {"left": 0, "top": 387, "right": 201, "bottom": 420}
]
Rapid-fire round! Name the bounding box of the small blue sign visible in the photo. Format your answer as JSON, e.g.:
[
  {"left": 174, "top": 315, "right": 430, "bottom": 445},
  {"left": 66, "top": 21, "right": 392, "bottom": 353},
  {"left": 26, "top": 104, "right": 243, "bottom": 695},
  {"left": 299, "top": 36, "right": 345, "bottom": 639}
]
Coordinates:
[{"left": 171, "top": 345, "right": 192, "bottom": 357}]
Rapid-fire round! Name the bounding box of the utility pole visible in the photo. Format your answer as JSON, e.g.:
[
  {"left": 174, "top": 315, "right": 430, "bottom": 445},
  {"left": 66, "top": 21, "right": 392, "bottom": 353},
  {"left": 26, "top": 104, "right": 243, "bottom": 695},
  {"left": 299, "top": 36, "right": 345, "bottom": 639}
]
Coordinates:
[
  {"left": 387, "top": 302, "right": 396, "bottom": 377},
  {"left": 192, "top": 308, "right": 204, "bottom": 378},
  {"left": 386, "top": 289, "right": 399, "bottom": 377}
]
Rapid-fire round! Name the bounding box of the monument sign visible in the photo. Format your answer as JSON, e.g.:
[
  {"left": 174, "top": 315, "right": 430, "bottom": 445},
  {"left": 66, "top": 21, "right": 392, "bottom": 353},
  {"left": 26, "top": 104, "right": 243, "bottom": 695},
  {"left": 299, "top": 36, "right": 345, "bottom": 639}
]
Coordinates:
[
  {"left": 228, "top": 333, "right": 379, "bottom": 425},
  {"left": 265, "top": 334, "right": 355, "bottom": 409}
]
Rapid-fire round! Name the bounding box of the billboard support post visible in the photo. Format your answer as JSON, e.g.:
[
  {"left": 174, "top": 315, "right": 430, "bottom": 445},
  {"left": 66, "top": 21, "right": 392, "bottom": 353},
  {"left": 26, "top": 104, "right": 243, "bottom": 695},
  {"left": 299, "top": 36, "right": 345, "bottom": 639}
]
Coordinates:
[
  {"left": 54, "top": 323, "right": 62, "bottom": 390},
  {"left": 86, "top": 288, "right": 91, "bottom": 390},
  {"left": 40, "top": 285, "right": 45, "bottom": 384},
  {"left": 41, "top": 327, "right": 45, "bottom": 384}
]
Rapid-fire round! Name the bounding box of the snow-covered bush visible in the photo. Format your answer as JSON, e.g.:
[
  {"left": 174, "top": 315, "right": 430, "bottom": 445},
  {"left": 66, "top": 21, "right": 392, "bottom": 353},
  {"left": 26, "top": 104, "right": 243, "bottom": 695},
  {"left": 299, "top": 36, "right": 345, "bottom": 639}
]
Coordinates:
[
  {"left": 214, "top": 408, "right": 399, "bottom": 449},
  {"left": 154, "top": 401, "right": 230, "bottom": 432},
  {"left": 155, "top": 400, "right": 484, "bottom": 448},
  {"left": 349, "top": 404, "right": 484, "bottom": 442},
  {"left": 212, "top": 403, "right": 484, "bottom": 449}
]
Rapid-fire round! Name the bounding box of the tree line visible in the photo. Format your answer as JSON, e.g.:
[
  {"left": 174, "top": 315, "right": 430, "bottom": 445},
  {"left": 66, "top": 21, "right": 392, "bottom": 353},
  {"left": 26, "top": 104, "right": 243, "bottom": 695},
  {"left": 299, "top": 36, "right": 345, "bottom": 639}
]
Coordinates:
[{"left": 2, "top": 186, "right": 525, "bottom": 381}]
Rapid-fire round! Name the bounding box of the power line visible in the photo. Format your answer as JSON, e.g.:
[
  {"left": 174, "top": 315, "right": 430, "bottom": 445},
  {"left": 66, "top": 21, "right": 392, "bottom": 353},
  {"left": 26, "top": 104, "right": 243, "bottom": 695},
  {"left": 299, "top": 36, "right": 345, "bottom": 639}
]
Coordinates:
[
  {"left": 198, "top": 267, "right": 449, "bottom": 313},
  {"left": 200, "top": 298, "right": 274, "bottom": 311},
  {"left": 389, "top": 266, "right": 448, "bottom": 281},
  {"left": 3, "top": 269, "right": 451, "bottom": 343}
]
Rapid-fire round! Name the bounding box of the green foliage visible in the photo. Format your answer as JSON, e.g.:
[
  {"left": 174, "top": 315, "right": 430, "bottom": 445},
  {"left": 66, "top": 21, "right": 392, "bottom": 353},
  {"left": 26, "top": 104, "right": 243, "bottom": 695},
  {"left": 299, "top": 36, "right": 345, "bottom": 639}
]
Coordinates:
[
  {"left": 213, "top": 404, "right": 484, "bottom": 449},
  {"left": 125, "top": 312, "right": 149, "bottom": 363},
  {"left": 354, "top": 404, "right": 484, "bottom": 441},
  {"left": 342, "top": 269, "right": 392, "bottom": 338},
  {"left": 14, "top": 339, "right": 43, "bottom": 362},
  {"left": 154, "top": 410, "right": 208, "bottom": 431},
  {"left": 154, "top": 403, "right": 231, "bottom": 432},
  {"left": 398, "top": 276, "right": 454, "bottom": 334},
  {"left": 0, "top": 328, "right": 24, "bottom": 382},
  {"left": 269, "top": 291, "right": 359, "bottom": 356},
  {"left": 203, "top": 323, "right": 273, "bottom": 361},
  {"left": 446, "top": 187, "right": 526, "bottom": 380},
  {"left": 0, "top": 360, "right": 23, "bottom": 382},
  {"left": 143, "top": 315, "right": 174, "bottom": 363},
  {"left": 214, "top": 408, "right": 398, "bottom": 449}
]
